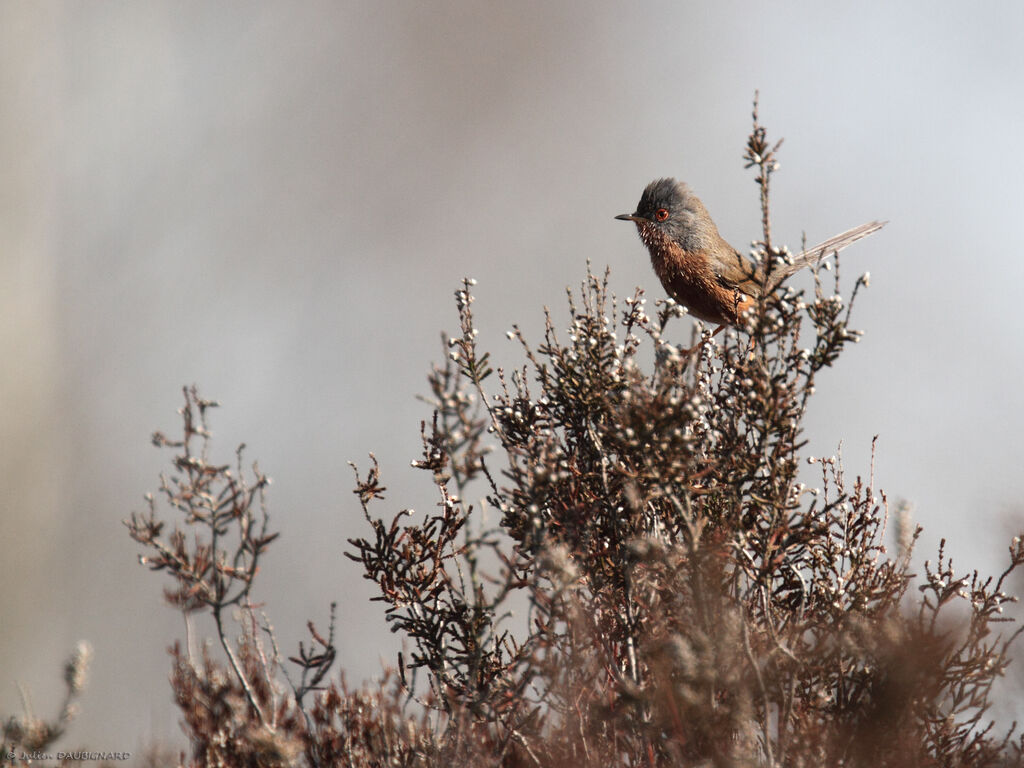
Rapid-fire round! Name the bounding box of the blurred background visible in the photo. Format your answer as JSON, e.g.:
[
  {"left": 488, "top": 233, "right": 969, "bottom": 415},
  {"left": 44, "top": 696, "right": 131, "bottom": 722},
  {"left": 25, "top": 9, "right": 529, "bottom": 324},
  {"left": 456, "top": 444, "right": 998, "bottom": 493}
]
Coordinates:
[{"left": 3, "top": 0, "right": 1023, "bottom": 752}]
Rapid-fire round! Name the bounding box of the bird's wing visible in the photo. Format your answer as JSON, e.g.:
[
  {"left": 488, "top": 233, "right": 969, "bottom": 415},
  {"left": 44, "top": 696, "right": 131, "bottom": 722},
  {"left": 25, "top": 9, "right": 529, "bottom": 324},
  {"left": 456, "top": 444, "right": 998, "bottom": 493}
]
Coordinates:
[{"left": 713, "top": 249, "right": 765, "bottom": 298}]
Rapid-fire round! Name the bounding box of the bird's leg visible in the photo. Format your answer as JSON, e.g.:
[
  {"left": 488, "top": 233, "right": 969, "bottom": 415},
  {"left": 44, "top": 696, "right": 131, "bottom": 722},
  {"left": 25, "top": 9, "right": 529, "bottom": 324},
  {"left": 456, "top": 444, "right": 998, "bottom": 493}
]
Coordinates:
[{"left": 677, "top": 325, "right": 728, "bottom": 358}]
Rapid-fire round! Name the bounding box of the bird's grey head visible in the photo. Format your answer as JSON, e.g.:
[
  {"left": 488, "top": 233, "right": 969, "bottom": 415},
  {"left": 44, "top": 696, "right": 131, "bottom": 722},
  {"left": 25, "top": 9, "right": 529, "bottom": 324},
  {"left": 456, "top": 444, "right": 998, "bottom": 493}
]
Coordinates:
[{"left": 616, "top": 178, "right": 715, "bottom": 252}]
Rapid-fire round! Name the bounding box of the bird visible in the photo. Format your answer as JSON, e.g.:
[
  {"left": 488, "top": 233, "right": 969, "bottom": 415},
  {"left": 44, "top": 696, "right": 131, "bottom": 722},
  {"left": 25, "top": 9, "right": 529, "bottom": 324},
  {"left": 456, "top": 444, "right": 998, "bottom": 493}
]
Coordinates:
[{"left": 616, "top": 178, "right": 885, "bottom": 335}]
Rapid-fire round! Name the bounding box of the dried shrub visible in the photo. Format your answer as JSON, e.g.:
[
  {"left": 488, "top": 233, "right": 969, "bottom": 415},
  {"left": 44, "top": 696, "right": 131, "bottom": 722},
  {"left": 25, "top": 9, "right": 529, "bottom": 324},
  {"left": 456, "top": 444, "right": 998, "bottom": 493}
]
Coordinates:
[
  {"left": 121, "top": 102, "right": 1024, "bottom": 767},
  {"left": 2, "top": 642, "right": 92, "bottom": 761}
]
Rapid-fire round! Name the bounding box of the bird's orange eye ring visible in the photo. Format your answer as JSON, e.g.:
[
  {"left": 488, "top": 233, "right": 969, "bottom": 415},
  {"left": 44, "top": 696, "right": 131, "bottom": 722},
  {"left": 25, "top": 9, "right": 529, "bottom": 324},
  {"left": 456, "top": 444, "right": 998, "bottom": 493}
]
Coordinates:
[{"left": 654, "top": 208, "right": 669, "bottom": 222}]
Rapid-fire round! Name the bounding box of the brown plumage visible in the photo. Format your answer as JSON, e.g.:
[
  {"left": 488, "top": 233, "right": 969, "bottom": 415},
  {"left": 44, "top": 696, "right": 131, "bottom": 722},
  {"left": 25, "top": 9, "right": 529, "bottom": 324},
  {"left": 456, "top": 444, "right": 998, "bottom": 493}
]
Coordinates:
[{"left": 616, "top": 178, "right": 885, "bottom": 328}]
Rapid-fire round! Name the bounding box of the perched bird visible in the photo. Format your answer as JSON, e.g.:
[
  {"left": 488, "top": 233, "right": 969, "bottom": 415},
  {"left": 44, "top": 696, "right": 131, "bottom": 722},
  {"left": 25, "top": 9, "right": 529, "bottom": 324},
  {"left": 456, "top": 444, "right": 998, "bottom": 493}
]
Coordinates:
[{"left": 616, "top": 178, "right": 884, "bottom": 333}]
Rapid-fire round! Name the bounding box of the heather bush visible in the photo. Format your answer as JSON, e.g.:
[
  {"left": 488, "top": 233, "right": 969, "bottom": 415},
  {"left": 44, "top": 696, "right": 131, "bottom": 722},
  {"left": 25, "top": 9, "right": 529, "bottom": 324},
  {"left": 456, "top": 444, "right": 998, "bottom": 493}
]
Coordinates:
[
  {"left": 9, "top": 103, "right": 1021, "bottom": 768},
  {"left": 129, "top": 105, "right": 1024, "bottom": 768}
]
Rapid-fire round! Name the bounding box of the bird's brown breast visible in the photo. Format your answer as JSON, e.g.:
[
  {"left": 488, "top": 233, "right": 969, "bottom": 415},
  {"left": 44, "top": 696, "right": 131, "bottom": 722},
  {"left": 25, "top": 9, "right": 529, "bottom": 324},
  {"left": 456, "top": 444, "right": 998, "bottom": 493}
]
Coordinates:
[{"left": 639, "top": 225, "right": 752, "bottom": 326}]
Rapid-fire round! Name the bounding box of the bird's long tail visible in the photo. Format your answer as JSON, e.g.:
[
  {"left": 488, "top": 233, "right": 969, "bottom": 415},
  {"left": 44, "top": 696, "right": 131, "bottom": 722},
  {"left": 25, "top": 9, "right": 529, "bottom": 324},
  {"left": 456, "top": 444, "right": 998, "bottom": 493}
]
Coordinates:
[{"left": 767, "top": 220, "right": 886, "bottom": 290}]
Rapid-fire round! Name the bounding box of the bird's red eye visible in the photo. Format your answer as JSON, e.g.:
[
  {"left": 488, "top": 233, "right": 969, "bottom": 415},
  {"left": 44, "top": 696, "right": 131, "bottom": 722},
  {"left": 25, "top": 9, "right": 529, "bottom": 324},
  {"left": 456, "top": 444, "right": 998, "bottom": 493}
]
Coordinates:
[{"left": 655, "top": 208, "right": 669, "bottom": 222}]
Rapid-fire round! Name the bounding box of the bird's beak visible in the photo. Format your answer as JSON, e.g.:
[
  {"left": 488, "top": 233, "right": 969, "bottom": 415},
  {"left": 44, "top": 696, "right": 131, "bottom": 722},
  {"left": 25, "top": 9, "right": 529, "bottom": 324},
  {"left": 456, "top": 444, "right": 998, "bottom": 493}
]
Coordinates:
[{"left": 615, "top": 213, "right": 644, "bottom": 222}]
